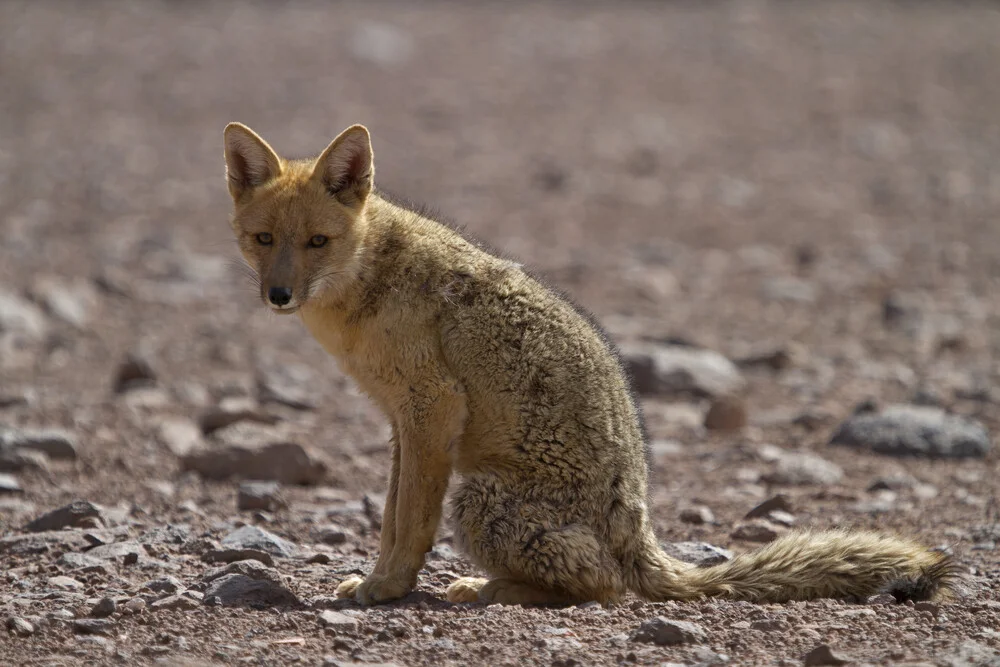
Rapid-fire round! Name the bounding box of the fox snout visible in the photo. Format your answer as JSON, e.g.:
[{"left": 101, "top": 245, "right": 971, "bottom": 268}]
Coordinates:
[{"left": 267, "top": 286, "right": 293, "bottom": 307}]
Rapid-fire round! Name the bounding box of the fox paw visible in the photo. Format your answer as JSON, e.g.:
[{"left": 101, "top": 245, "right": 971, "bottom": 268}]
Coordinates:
[
  {"left": 446, "top": 577, "right": 488, "bottom": 603},
  {"left": 335, "top": 576, "right": 364, "bottom": 599},
  {"left": 350, "top": 573, "right": 413, "bottom": 605}
]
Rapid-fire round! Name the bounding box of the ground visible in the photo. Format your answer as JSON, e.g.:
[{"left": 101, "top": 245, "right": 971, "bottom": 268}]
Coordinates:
[{"left": 2, "top": 1, "right": 1000, "bottom": 666}]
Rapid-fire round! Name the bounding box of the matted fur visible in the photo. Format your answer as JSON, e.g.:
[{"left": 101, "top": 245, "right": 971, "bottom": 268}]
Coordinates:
[{"left": 223, "top": 123, "right": 956, "bottom": 606}]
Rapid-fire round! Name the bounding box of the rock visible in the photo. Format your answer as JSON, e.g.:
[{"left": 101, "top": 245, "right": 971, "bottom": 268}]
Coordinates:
[
  {"left": 318, "top": 610, "right": 361, "bottom": 633},
  {"left": 318, "top": 525, "right": 351, "bottom": 546},
  {"left": 679, "top": 506, "right": 715, "bottom": 525},
  {"left": 1, "top": 428, "right": 78, "bottom": 460},
  {"left": 26, "top": 501, "right": 104, "bottom": 532},
  {"left": 867, "top": 472, "right": 920, "bottom": 491},
  {"left": 704, "top": 395, "right": 747, "bottom": 431},
  {"left": 31, "top": 276, "right": 97, "bottom": 328},
  {"left": 632, "top": 617, "right": 707, "bottom": 645},
  {"left": 202, "top": 546, "right": 276, "bottom": 567},
  {"left": 0, "top": 473, "right": 22, "bottom": 494},
  {"left": 761, "top": 277, "right": 816, "bottom": 304},
  {"left": 762, "top": 452, "right": 843, "bottom": 486},
  {"left": 123, "top": 597, "right": 147, "bottom": 615},
  {"left": 221, "top": 525, "right": 297, "bottom": 558},
  {"left": 0, "top": 447, "right": 49, "bottom": 473},
  {"left": 803, "top": 644, "right": 849, "bottom": 666},
  {"left": 181, "top": 441, "right": 327, "bottom": 485},
  {"left": 734, "top": 345, "right": 796, "bottom": 371},
  {"left": 90, "top": 597, "right": 117, "bottom": 618},
  {"left": 150, "top": 594, "right": 199, "bottom": 612},
  {"left": 731, "top": 520, "right": 782, "bottom": 543},
  {"left": 203, "top": 573, "right": 298, "bottom": 607},
  {"left": 72, "top": 618, "right": 114, "bottom": 636},
  {"left": 829, "top": 404, "right": 991, "bottom": 458},
  {"left": 6, "top": 616, "right": 34, "bottom": 637},
  {"left": 113, "top": 353, "right": 158, "bottom": 393},
  {"left": 0, "top": 529, "right": 92, "bottom": 555},
  {"left": 143, "top": 576, "right": 184, "bottom": 595},
  {"left": 745, "top": 494, "right": 793, "bottom": 519},
  {"left": 203, "top": 558, "right": 284, "bottom": 584},
  {"left": 199, "top": 397, "right": 280, "bottom": 435},
  {"left": 257, "top": 365, "right": 317, "bottom": 410},
  {"left": 661, "top": 542, "right": 732, "bottom": 567},
  {"left": 0, "top": 292, "right": 47, "bottom": 339},
  {"left": 622, "top": 343, "right": 745, "bottom": 398},
  {"left": 84, "top": 540, "right": 145, "bottom": 565},
  {"left": 238, "top": 481, "right": 286, "bottom": 512},
  {"left": 156, "top": 418, "right": 203, "bottom": 457}
]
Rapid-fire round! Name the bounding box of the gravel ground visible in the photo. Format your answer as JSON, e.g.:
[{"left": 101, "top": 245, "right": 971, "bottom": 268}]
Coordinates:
[{"left": 2, "top": 2, "right": 1000, "bottom": 665}]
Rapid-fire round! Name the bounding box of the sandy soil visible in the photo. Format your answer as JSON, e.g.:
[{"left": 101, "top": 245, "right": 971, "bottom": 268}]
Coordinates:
[{"left": 1, "top": 2, "right": 999, "bottom": 665}]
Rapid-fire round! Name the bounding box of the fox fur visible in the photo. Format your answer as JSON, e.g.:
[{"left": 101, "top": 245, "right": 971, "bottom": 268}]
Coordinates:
[{"left": 222, "top": 122, "right": 956, "bottom": 606}]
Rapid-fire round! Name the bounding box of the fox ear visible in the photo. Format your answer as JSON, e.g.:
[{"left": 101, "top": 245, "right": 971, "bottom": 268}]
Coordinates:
[
  {"left": 313, "top": 124, "right": 374, "bottom": 208},
  {"left": 224, "top": 123, "right": 281, "bottom": 200}
]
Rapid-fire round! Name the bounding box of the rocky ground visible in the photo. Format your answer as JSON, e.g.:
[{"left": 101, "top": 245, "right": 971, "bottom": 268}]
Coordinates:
[{"left": 2, "top": 1, "right": 1000, "bottom": 665}]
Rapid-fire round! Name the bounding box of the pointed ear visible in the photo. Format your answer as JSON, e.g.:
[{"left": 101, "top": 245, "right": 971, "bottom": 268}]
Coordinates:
[
  {"left": 312, "top": 124, "right": 374, "bottom": 208},
  {"left": 224, "top": 123, "right": 282, "bottom": 201}
]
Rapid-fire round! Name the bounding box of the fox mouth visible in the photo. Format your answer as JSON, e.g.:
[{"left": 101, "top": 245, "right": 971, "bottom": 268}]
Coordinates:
[{"left": 268, "top": 303, "right": 300, "bottom": 315}]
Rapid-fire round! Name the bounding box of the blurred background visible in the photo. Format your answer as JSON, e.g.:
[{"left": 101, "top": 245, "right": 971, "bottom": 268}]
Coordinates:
[
  {"left": 2, "top": 2, "right": 1000, "bottom": 663},
  {"left": 3, "top": 0, "right": 999, "bottom": 486}
]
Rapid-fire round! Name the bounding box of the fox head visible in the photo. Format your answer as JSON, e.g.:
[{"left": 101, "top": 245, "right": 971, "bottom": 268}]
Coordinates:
[{"left": 223, "top": 123, "right": 374, "bottom": 313}]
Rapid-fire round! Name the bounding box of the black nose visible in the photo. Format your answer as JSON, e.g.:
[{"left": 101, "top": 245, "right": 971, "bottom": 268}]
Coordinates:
[{"left": 268, "top": 286, "right": 293, "bottom": 306}]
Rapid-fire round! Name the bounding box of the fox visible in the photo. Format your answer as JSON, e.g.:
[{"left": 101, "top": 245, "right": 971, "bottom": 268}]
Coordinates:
[{"left": 222, "top": 121, "right": 956, "bottom": 606}]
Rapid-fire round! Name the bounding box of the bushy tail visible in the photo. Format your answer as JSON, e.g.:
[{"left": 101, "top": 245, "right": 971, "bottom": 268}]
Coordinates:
[{"left": 628, "top": 529, "right": 956, "bottom": 603}]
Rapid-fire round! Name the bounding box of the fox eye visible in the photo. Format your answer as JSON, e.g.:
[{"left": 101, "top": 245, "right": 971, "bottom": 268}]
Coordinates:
[
  {"left": 255, "top": 232, "right": 273, "bottom": 245},
  {"left": 308, "top": 235, "right": 328, "bottom": 248}
]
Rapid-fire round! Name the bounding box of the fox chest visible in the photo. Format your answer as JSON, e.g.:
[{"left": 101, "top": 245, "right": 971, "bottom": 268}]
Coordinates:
[{"left": 299, "top": 309, "right": 424, "bottom": 414}]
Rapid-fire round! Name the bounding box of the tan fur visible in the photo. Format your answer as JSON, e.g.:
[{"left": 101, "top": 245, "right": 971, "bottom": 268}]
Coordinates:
[{"left": 223, "top": 123, "right": 957, "bottom": 606}]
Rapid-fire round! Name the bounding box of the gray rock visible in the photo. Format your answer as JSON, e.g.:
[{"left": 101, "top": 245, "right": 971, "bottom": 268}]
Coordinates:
[
  {"left": 0, "top": 292, "right": 47, "bottom": 339},
  {"left": 622, "top": 343, "right": 745, "bottom": 398},
  {"left": 257, "top": 364, "right": 317, "bottom": 410},
  {"left": 745, "top": 494, "right": 793, "bottom": 519},
  {"left": 0, "top": 529, "right": 92, "bottom": 555},
  {"left": 238, "top": 481, "right": 286, "bottom": 512},
  {"left": 113, "top": 353, "right": 157, "bottom": 394},
  {"left": 830, "top": 405, "right": 991, "bottom": 458},
  {"left": 0, "top": 446, "right": 49, "bottom": 473},
  {"left": 203, "top": 559, "right": 284, "bottom": 584},
  {"left": 31, "top": 277, "right": 97, "bottom": 328},
  {"left": 25, "top": 501, "right": 104, "bottom": 532},
  {"left": 181, "top": 441, "right": 327, "bottom": 485},
  {"left": 318, "top": 609, "right": 361, "bottom": 632},
  {"left": 633, "top": 616, "right": 707, "bottom": 645},
  {"left": 202, "top": 573, "right": 298, "bottom": 607},
  {"left": 83, "top": 541, "right": 144, "bottom": 564},
  {"left": 142, "top": 576, "right": 184, "bottom": 595},
  {"left": 150, "top": 594, "right": 199, "bottom": 611},
  {"left": 48, "top": 575, "right": 84, "bottom": 591},
  {"left": 220, "top": 525, "right": 297, "bottom": 558},
  {"left": 198, "top": 398, "right": 279, "bottom": 435},
  {"left": 679, "top": 506, "right": 715, "bottom": 525},
  {"left": 0, "top": 473, "right": 22, "bottom": 494},
  {"left": 2, "top": 428, "right": 78, "bottom": 460},
  {"left": 89, "top": 597, "right": 116, "bottom": 618},
  {"left": 731, "top": 520, "right": 782, "bottom": 543},
  {"left": 761, "top": 276, "right": 816, "bottom": 304},
  {"left": 661, "top": 542, "right": 732, "bottom": 567},
  {"left": 156, "top": 418, "right": 203, "bottom": 457},
  {"left": 201, "top": 548, "right": 275, "bottom": 567},
  {"left": 762, "top": 452, "right": 843, "bottom": 486},
  {"left": 6, "top": 616, "right": 34, "bottom": 637},
  {"left": 72, "top": 618, "right": 114, "bottom": 635},
  {"left": 123, "top": 597, "right": 147, "bottom": 615}
]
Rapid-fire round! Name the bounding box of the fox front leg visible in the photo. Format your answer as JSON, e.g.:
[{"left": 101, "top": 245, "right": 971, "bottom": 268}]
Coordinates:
[{"left": 346, "top": 377, "right": 467, "bottom": 605}]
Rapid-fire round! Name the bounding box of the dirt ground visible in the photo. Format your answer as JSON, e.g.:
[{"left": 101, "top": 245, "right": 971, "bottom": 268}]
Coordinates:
[{"left": 2, "top": 1, "right": 1000, "bottom": 665}]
